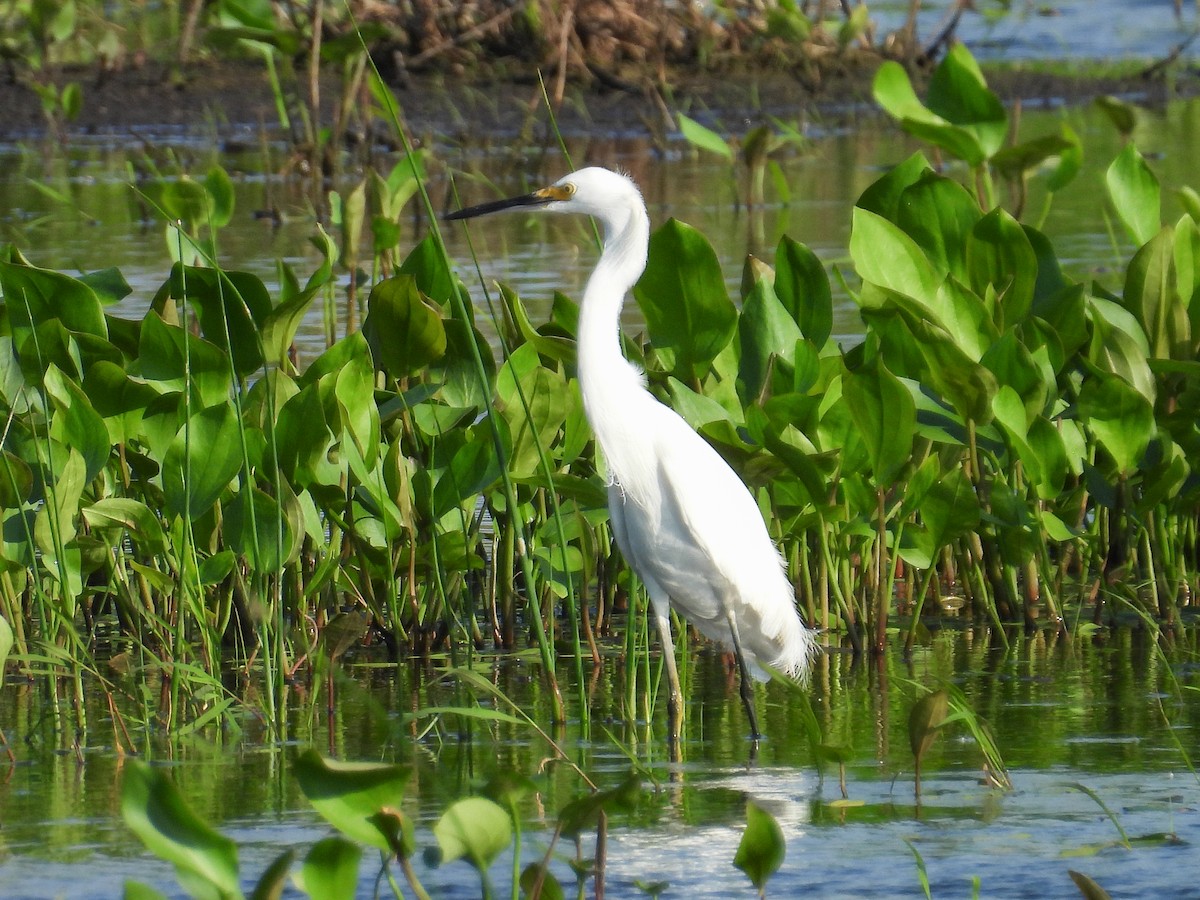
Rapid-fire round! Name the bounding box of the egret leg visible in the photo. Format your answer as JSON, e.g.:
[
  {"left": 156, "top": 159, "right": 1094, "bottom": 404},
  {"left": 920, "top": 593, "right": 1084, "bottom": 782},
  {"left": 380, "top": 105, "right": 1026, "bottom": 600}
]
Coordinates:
[
  {"left": 725, "top": 611, "right": 761, "bottom": 746},
  {"left": 652, "top": 604, "right": 684, "bottom": 753}
]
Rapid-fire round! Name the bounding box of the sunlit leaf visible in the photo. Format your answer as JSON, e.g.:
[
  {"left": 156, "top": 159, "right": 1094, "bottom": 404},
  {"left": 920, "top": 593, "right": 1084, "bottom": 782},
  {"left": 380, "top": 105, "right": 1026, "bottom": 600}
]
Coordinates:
[
  {"left": 1107, "top": 143, "right": 1160, "bottom": 247},
  {"left": 677, "top": 113, "right": 734, "bottom": 162},
  {"left": 635, "top": 219, "right": 738, "bottom": 380},
  {"left": 294, "top": 749, "right": 412, "bottom": 852},
  {"left": 120, "top": 761, "right": 240, "bottom": 897},
  {"left": 427, "top": 796, "right": 512, "bottom": 872},
  {"left": 733, "top": 801, "right": 785, "bottom": 895}
]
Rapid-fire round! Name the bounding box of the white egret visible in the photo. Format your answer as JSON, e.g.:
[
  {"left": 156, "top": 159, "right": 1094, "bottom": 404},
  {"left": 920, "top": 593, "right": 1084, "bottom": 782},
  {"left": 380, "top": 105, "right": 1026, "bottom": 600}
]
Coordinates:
[{"left": 447, "top": 167, "right": 818, "bottom": 744}]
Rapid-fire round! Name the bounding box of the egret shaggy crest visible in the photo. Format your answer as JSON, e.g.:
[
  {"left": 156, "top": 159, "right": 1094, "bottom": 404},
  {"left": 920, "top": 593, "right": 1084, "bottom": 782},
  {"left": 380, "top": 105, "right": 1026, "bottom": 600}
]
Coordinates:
[{"left": 447, "top": 167, "right": 818, "bottom": 745}]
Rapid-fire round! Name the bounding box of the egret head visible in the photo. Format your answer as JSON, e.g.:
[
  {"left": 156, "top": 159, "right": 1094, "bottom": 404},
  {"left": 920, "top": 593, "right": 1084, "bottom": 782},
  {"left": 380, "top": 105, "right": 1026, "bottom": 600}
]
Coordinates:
[{"left": 446, "top": 167, "right": 644, "bottom": 232}]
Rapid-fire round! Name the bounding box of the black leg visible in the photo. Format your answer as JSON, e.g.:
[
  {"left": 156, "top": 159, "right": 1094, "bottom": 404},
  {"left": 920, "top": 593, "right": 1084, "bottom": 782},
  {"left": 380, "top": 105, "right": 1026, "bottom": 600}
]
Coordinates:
[{"left": 726, "top": 612, "right": 761, "bottom": 749}]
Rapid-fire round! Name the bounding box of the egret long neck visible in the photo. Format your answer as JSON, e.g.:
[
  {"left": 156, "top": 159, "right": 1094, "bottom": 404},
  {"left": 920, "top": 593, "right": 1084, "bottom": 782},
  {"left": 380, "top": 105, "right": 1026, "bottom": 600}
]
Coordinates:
[{"left": 577, "top": 202, "right": 652, "bottom": 490}]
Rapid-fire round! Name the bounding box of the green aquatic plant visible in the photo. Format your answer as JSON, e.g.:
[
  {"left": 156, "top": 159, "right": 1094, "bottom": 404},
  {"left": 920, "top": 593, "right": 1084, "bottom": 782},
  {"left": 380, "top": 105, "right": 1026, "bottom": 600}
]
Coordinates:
[{"left": 734, "top": 801, "right": 786, "bottom": 899}]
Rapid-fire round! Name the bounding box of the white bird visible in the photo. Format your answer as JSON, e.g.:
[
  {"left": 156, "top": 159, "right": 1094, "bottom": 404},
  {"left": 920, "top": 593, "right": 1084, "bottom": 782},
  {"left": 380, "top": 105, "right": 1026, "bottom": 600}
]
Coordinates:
[{"left": 447, "top": 167, "right": 818, "bottom": 745}]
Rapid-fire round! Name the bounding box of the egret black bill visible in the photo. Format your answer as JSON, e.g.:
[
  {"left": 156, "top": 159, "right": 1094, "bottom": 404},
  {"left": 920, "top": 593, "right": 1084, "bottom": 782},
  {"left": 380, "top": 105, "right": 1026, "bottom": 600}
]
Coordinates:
[{"left": 445, "top": 183, "right": 572, "bottom": 221}]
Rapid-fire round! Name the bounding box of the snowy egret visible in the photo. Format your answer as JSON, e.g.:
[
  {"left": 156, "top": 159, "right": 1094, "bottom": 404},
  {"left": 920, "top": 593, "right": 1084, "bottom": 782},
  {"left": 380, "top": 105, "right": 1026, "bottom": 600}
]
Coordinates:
[{"left": 447, "top": 167, "right": 818, "bottom": 745}]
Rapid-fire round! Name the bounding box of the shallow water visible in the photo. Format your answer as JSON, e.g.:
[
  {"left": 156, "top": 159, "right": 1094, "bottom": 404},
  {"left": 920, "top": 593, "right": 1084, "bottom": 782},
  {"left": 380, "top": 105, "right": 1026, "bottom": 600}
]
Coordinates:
[
  {"left": 1, "top": 627, "right": 1197, "bottom": 898},
  {"left": 873, "top": 0, "right": 1200, "bottom": 62}
]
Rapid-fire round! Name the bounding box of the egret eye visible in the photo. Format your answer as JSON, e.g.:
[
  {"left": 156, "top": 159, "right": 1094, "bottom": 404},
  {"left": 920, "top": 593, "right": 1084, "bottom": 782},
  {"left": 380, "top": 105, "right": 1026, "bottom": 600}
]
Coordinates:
[{"left": 563, "top": 182, "right": 577, "bottom": 196}]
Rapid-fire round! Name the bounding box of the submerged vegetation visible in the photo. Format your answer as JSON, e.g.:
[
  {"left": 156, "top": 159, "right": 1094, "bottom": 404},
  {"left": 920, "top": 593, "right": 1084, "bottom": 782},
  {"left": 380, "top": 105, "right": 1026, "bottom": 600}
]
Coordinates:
[{"left": 1, "top": 21, "right": 1199, "bottom": 896}]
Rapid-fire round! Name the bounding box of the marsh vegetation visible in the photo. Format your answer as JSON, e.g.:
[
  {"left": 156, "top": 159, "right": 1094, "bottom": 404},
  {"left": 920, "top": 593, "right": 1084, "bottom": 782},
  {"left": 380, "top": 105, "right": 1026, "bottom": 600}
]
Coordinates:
[{"left": 1, "top": 4, "right": 1199, "bottom": 897}]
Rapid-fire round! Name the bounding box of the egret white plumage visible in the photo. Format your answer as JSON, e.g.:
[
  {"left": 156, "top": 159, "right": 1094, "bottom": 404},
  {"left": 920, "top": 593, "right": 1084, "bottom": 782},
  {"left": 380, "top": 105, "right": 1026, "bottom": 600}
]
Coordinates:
[{"left": 447, "top": 167, "right": 818, "bottom": 744}]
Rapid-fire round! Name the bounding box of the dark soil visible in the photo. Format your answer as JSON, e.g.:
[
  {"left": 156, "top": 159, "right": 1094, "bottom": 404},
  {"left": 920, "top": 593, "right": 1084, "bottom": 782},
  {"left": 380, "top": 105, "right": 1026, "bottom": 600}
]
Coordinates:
[{"left": 0, "top": 57, "right": 1195, "bottom": 145}]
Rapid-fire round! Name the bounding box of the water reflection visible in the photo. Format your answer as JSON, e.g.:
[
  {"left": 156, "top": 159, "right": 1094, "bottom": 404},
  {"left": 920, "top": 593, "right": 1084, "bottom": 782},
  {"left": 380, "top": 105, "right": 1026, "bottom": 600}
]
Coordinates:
[
  {"left": 0, "top": 626, "right": 1196, "bottom": 897},
  {"left": 12, "top": 95, "right": 1200, "bottom": 366}
]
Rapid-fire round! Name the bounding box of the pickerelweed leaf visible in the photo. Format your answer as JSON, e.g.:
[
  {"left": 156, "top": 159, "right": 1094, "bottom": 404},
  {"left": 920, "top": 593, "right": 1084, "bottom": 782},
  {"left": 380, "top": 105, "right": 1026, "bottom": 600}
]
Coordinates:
[
  {"left": 733, "top": 801, "right": 786, "bottom": 895},
  {"left": 295, "top": 837, "right": 360, "bottom": 900},
  {"left": 428, "top": 796, "right": 512, "bottom": 872},
  {"left": 294, "top": 749, "right": 412, "bottom": 852},
  {"left": 1106, "top": 143, "right": 1160, "bottom": 247},
  {"left": 677, "top": 112, "right": 734, "bottom": 162},
  {"left": 774, "top": 235, "right": 832, "bottom": 347},
  {"left": 120, "top": 761, "right": 240, "bottom": 897},
  {"left": 363, "top": 274, "right": 447, "bottom": 377},
  {"left": 161, "top": 402, "right": 244, "bottom": 520},
  {"left": 635, "top": 218, "right": 737, "bottom": 381}
]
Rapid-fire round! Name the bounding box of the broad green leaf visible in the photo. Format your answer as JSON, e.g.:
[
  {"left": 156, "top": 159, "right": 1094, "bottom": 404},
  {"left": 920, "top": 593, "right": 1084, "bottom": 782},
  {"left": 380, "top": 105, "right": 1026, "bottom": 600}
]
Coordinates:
[
  {"left": 120, "top": 761, "right": 240, "bottom": 897},
  {"left": 557, "top": 773, "right": 641, "bottom": 838},
  {"left": 1095, "top": 95, "right": 1137, "bottom": 136},
  {"left": 155, "top": 265, "right": 270, "bottom": 378},
  {"left": 1125, "top": 226, "right": 1189, "bottom": 359},
  {"left": 872, "top": 58, "right": 993, "bottom": 166},
  {"left": 738, "top": 275, "right": 802, "bottom": 404},
  {"left": 82, "top": 498, "right": 167, "bottom": 555},
  {"left": 223, "top": 487, "right": 295, "bottom": 573},
  {"left": 635, "top": 219, "right": 738, "bottom": 380},
  {"left": 495, "top": 342, "right": 568, "bottom": 478},
  {"left": 398, "top": 233, "right": 457, "bottom": 306},
  {"left": 0, "top": 451, "right": 33, "bottom": 508},
  {"left": 295, "top": 838, "right": 360, "bottom": 900},
  {"left": 138, "top": 310, "right": 232, "bottom": 408},
  {"left": 43, "top": 363, "right": 111, "bottom": 482},
  {"left": 520, "top": 865, "right": 565, "bottom": 900},
  {"left": 850, "top": 207, "right": 942, "bottom": 305},
  {"left": 981, "top": 329, "right": 1049, "bottom": 420},
  {"left": 1107, "top": 143, "right": 1160, "bottom": 247},
  {"left": 205, "top": 166, "right": 236, "bottom": 229},
  {"left": 1047, "top": 123, "right": 1084, "bottom": 192},
  {"left": 294, "top": 749, "right": 412, "bottom": 852},
  {"left": 774, "top": 235, "right": 832, "bottom": 347},
  {"left": 363, "top": 274, "right": 447, "bottom": 377},
  {"left": 1077, "top": 371, "right": 1154, "bottom": 476},
  {"left": 856, "top": 151, "right": 932, "bottom": 223},
  {"left": 968, "top": 207, "right": 1037, "bottom": 327},
  {"left": 334, "top": 347, "right": 381, "bottom": 467},
  {"left": 428, "top": 796, "right": 512, "bottom": 873},
  {"left": 990, "top": 133, "right": 1076, "bottom": 182},
  {"left": 842, "top": 356, "right": 914, "bottom": 486},
  {"left": 79, "top": 266, "right": 132, "bottom": 306},
  {"left": 919, "top": 465, "right": 979, "bottom": 549},
  {"left": 897, "top": 172, "right": 981, "bottom": 284},
  {"left": 926, "top": 44, "right": 1008, "bottom": 159},
  {"left": 161, "top": 402, "right": 245, "bottom": 520},
  {"left": 733, "top": 801, "right": 785, "bottom": 895},
  {"left": 249, "top": 850, "right": 294, "bottom": 900},
  {"left": 0, "top": 260, "right": 108, "bottom": 339},
  {"left": 431, "top": 426, "right": 503, "bottom": 517},
  {"left": 1087, "top": 296, "right": 1156, "bottom": 403},
  {"left": 677, "top": 112, "right": 734, "bottom": 162}
]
